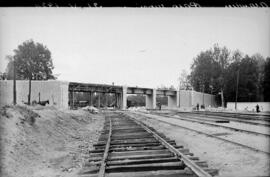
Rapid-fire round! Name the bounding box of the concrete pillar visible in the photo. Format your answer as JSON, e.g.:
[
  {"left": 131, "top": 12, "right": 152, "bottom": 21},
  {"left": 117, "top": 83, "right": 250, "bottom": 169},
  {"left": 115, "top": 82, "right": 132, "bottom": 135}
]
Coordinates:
[
  {"left": 177, "top": 91, "right": 180, "bottom": 107},
  {"left": 115, "top": 93, "right": 118, "bottom": 108},
  {"left": 168, "top": 96, "right": 176, "bottom": 108},
  {"left": 89, "top": 92, "right": 92, "bottom": 106},
  {"left": 179, "top": 90, "right": 182, "bottom": 108},
  {"left": 153, "top": 89, "right": 156, "bottom": 109},
  {"left": 190, "top": 90, "right": 194, "bottom": 107},
  {"left": 146, "top": 89, "right": 156, "bottom": 109},
  {"left": 105, "top": 93, "right": 108, "bottom": 108},
  {"left": 98, "top": 93, "right": 100, "bottom": 108},
  {"left": 117, "top": 93, "right": 121, "bottom": 109},
  {"left": 114, "top": 93, "right": 117, "bottom": 108},
  {"left": 145, "top": 94, "right": 152, "bottom": 109},
  {"left": 72, "top": 91, "right": 75, "bottom": 109},
  {"left": 118, "top": 93, "right": 121, "bottom": 109},
  {"left": 168, "top": 92, "right": 179, "bottom": 109},
  {"left": 121, "top": 86, "right": 127, "bottom": 109}
]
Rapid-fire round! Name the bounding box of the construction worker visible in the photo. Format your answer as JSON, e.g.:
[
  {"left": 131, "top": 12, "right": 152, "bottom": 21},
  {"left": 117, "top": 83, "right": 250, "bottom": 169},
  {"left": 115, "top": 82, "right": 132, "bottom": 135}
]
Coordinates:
[
  {"left": 256, "top": 104, "right": 260, "bottom": 113},
  {"left": 157, "top": 102, "right": 161, "bottom": 110}
]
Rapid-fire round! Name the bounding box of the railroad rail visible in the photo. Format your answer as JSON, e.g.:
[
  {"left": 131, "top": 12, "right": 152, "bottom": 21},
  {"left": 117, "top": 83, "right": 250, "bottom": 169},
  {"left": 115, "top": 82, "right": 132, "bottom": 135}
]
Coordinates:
[
  {"left": 131, "top": 112, "right": 270, "bottom": 155},
  {"left": 79, "top": 112, "right": 218, "bottom": 177},
  {"left": 168, "top": 111, "right": 270, "bottom": 126},
  {"left": 187, "top": 111, "right": 270, "bottom": 121},
  {"left": 173, "top": 112, "right": 270, "bottom": 127}
]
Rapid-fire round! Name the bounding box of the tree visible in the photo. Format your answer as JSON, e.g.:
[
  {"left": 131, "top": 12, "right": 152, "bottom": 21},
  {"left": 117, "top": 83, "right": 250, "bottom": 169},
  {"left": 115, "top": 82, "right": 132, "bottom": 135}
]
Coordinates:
[
  {"left": 211, "top": 44, "right": 231, "bottom": 107},
  {"left": 223, "top": 50, "right": 242, "bottom": 104},
  {"left": 252, "top": 53, "right": 266, "bottom": 101},
  {"left": 224, "top": 54, "right": 263, "bottom": 102},
  {"left": 264, "top": 57, "right": 270, "bottom": 101},
  {"left": 5, "top": 39, "right": 56, "bottom": 104},
  {"left": 190, "top": 44, "right": 230, "bottom": 103},
  {"left": 178, "top": 69, "right": 192, "bottom": 90},
  {"left": 190, "top": 44, "right": 269, "bottom": 106},
  {"left": 127, "top": 95, "right": 145, "bottom": 107},
  {"left": 237, "top": 55, "right": 260, "bottom": 102},
  {"left": 190, "top": 50, "right": 214, "bottom": 94},
  {"left": 190, "top": 44, "right": 232, "bottom": 107}
]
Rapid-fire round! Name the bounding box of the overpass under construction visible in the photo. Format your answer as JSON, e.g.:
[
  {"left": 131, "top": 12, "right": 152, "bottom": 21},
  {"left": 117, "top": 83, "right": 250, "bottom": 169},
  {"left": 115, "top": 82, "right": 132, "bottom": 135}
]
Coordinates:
[
  {"left": 0, "top": 80, "right": 217, "bottom": 109},
  {"left": 69, "top": 82, "right": 181, "bottom": 109}
]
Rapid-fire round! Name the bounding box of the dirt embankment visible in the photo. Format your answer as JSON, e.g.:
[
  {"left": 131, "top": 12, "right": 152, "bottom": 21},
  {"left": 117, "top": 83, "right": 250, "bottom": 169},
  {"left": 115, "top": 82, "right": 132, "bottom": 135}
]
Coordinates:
[{"left": 0, "top": 105, "right": 104, "bottom": 177}]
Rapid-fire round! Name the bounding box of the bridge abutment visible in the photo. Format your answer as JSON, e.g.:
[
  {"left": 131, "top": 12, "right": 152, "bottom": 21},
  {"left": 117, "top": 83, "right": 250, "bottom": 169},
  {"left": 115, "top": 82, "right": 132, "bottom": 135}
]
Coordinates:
[
  {"left": 168, "top": 92, "right": 179, "bottom": 109},
  {"left": 145, "top": 89, "right": 156, "bottom": 109}
]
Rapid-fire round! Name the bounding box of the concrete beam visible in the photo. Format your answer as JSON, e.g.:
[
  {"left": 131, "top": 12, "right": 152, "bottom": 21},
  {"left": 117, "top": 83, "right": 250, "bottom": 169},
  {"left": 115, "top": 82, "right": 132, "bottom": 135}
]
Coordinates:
[
  {"left": 69, "top": 82, "right": 122, "bottom": 93},
  {"left": 156, "top": 90, "right": 177, "bottom": 96},
  {"left": 127, "top": 88, "right": 152, "bottom": 95}
]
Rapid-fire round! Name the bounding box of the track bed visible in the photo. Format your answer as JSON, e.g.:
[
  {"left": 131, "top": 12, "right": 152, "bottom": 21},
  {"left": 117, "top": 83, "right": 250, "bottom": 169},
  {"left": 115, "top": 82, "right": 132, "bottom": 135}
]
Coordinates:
[{"left": 79, "top": 112, "right": 217, "bottom": 177}]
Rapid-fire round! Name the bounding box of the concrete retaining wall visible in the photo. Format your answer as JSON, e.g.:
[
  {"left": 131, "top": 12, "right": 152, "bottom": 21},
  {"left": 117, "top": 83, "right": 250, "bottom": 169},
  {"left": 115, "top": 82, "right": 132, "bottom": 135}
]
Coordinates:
[
  {"left": 179, "top": 90, "right": 192, "bottom": 107},
  {"left": 179, "top": 90, "right": 217, "bottom": 108},
  {"left": 0, "top": 80, "right": 69, "bottom": 109},
  {"left": 227, "top": 102, "right": 270, "bottom": 112},
  {"left": 192, "top": 91, "right": 217, "bottom": 108}
]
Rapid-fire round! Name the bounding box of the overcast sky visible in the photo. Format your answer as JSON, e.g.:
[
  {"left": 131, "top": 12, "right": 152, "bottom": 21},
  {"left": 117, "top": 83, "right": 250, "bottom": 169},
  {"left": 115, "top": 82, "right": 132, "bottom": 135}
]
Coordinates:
[{"left": 0, "top": 8, "right": 269, "bottom": 88}]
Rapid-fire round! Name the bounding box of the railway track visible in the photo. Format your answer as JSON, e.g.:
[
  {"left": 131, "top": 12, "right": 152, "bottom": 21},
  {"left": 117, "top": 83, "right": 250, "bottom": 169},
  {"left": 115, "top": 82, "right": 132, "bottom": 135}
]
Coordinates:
[
  {"left": 186, "top": 111, "right": 270, "bottom": 121},
  {"left": 131, "top": 111, "right": 270, "bottom": 155},
  {"left": 174, "top": 112, "right": 270, "bottom": 127},
  {"left": 147, "top": 110, "right": 270, "bottom": 126},
  {"left": 79, "top": 112, "right": 218, "bottom": 177},
  {"left": 151, "top": 112, "right": 270, "bottom": 137}
]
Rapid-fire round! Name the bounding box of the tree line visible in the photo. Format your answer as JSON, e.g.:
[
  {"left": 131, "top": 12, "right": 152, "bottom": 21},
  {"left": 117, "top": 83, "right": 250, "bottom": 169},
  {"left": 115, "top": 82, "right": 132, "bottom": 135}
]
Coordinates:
[
  {"left": 188, "top": 44, "right": 270, "bottom": 106},
  {"left": 1, "top": 40, "right": 269, "bottom": 107}
]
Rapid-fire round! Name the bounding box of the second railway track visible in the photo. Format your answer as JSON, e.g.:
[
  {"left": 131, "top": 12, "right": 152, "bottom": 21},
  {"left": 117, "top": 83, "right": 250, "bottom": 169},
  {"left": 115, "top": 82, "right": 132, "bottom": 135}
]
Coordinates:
[
  {"left": 79, "top": 112, "right": 218, "bottom": 177},
  {"left": 173, "top": 111, "right": 270, "bottom": 127},
  {"left": 151, "top": 112, "right": 270, "bottom": 137},
  {"left": 131, "top": 111, "right": 270, "bottom": 155}
]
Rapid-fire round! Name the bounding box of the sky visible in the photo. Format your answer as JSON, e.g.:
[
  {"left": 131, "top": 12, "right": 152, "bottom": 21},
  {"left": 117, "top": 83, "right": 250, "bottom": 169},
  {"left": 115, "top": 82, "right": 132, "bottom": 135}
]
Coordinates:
[{"left": 0, "top": 8, "right": 269, "bottom": 88}]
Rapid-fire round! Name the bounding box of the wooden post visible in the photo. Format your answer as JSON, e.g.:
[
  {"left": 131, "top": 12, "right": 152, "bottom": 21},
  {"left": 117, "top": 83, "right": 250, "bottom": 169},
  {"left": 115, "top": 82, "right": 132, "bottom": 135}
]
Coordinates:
[
  {"left": 235, "top": 69, "right": 239, "bottom": 110},
  {"left": 98, "top": 93, "right": 101, "bottom": 108},
  {"left": 89, "top": 92, "right": 92, "bottom": 106},
  {"left": 13, "top": 60, "right": 16, "bottom": 105},
  {"left": 105, "top": 93, "right": 108, "bottom": 108},
  {"left": 72, "top": 90, "right": 75, "bottom": 109},
  {"left": 28, "top": 76, "right": 32, "bottom": 105},
  {"left": 202, "top": 85, "right": 205, "bottom": 106},
  {"left": 115, "top": 93, "right": 118, "bottom": 108}
]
